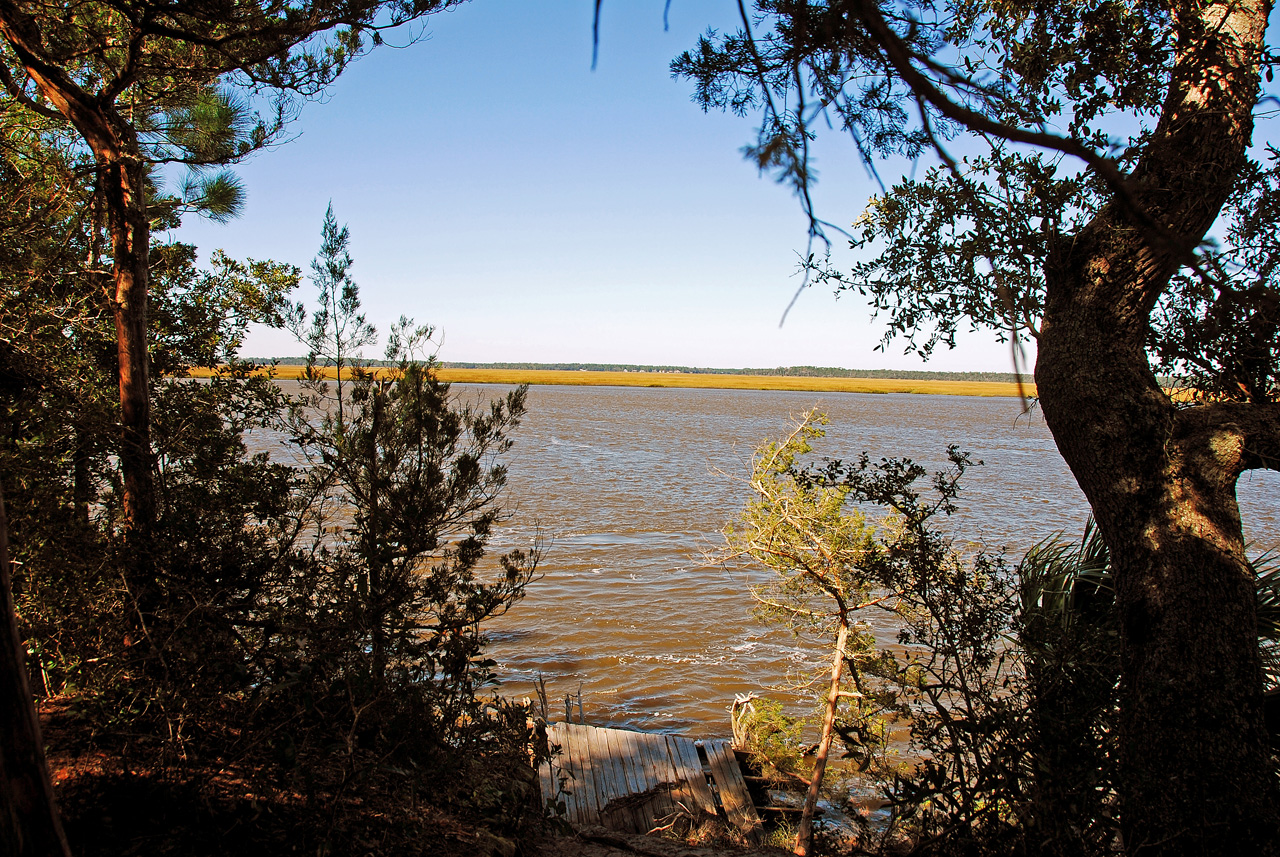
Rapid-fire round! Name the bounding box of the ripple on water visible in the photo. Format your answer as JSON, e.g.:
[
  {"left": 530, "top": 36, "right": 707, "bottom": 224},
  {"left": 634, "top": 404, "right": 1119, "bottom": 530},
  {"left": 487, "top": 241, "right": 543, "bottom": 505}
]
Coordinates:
[
  {"left": 480, "top": 386, "right": 1099, "bottom": 733},
  {"left": 254, "top": 383, "right": 1280, "bottom": 734}
]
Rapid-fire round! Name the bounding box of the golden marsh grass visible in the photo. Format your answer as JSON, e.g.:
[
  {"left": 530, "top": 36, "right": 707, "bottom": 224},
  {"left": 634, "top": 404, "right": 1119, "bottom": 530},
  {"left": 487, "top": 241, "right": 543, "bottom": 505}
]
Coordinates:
[{"left": 185, "top": 365, "right": 1035, "bottom": 398}]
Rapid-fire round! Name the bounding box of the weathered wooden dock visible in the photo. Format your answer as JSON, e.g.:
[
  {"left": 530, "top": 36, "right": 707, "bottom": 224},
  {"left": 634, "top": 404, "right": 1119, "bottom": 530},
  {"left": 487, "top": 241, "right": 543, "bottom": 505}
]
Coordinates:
[{"left": 536, "top": 721, "right": 763, "bottom": 843}]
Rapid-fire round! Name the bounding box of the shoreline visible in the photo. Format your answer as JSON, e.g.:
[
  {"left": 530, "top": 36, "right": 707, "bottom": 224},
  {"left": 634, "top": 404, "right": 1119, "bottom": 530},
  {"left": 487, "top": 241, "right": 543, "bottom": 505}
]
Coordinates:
[{"left": 186, "top": 366, "right": 1036, "bottom": 398}]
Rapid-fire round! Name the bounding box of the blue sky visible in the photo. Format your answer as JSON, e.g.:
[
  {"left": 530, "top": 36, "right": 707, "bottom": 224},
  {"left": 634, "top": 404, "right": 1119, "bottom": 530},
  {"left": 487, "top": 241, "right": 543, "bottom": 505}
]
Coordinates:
[{"left": 172, "top": 1, "right": 1017, "bottom": 371}]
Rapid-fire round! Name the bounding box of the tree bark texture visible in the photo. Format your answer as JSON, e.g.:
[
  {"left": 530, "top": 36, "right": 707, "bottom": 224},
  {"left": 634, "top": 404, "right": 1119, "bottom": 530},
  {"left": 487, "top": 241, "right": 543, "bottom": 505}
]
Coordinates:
[
  {"left": 0, "top": 485, "right": 73, "bottom": 857},
  {"left": 104, "top": 153, "right": 154, "bottom": 533},
  {"left": 1036, "top": 0, "right": 1278, "bottom": 851},
  {"left": 794, "top": 619, "right": 848, "bottom": 857}
]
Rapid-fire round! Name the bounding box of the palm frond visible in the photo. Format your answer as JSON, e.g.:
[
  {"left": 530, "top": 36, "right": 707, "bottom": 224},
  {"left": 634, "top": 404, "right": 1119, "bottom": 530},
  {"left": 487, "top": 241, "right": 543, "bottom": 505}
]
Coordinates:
[
  {"left": 1019, "top": 517, "right": 1113, "bottom": 628},
  {"left": 1021, "top": 521, "right": 1280, "bottom": 692},
  {"left": 1254, "top": 548, "right": 1280, "bottom": 641}
]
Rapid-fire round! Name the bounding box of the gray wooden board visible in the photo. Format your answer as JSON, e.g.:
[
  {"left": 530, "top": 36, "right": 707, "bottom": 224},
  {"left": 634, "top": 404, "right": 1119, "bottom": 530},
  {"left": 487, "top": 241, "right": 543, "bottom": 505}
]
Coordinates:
[
  {"left": 592, "top": 726, "right": 632, "bottom": 829},
  {"left": 630, "top": 730, "right": 663, "bottom": 831},
  {"left": 553, "top": 723, "right": 583, "bottom": 824},
  {"left": 537, "top": 723, "right": 759, "bottom": 840},
  {"left": 666, "top": 734, "right": 707, "bottom": 824},
  {"left": 645, "top": 728, "right": 679, "bottom": 830},
  {"left": 601, "top": 725, "right": 642, "bottom": 833},
  {"left": 648, "top": 731, "right": 682, "bottom": 826},
  {"left": 583, "top": 726, "right": 609, "bottom": 824},
  {"left": 667, "top": 735, "right": 718, "bottom": 819},
  {"left": 657, "top": 735, "right": 694, "bottom": 824},
  {"left": 704, "top": 739, "right": 764, "bottom": 844},
  {"left": 579, "top": 725, "right": 604, "bottom": 824},
  {"left": 616, "top": 729, "right": 647, "bottom": 830},
  {"left": 621, "top": 725, "right": 658, "bottom": 834},
  {"left": 564, "top": 723, "right": 597, "bottom": 825}
]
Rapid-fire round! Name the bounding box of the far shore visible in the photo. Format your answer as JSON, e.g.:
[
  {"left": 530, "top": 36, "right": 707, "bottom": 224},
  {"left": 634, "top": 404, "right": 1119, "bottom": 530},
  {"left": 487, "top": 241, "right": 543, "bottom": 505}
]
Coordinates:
[{"left": 184, "top": 365, "right": 1036, "bottom": 398}]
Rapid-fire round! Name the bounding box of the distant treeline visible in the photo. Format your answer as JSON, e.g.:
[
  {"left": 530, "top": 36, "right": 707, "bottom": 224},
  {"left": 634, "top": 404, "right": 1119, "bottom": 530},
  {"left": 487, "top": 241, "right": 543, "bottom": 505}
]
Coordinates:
[{"left": 255, "top": 358, "right": 1034, "bottom": 384}]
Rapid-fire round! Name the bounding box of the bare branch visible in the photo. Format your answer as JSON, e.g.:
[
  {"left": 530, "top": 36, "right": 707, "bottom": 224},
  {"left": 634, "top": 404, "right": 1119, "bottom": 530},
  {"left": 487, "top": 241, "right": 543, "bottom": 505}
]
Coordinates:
[{"left": 0, "top": 59, "right": 62, "bottom": 119}]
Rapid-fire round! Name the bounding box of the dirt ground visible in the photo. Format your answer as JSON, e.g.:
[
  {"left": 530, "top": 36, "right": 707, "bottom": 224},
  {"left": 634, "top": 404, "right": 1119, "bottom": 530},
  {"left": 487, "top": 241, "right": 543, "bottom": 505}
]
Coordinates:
[
  {"left": 528, "top": 826, "right": 792, "bottom": 857},
  {"left": 38, "top": 697, "right": 795, "bottom": 857}
]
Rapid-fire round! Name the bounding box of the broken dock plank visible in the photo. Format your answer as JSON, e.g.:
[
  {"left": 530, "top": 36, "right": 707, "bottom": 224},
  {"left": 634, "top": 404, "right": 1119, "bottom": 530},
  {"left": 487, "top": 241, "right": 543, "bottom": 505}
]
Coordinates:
[
  {"left": 666, "top": 733, "right": 719, "bottom": 819},
  {"left": 593, "top": 726, "right": 638, "bottom": 830},
  {"left": 703, "top": 738, "right": 765, "bottom": 843},
  {"left": 641, "top": 730, "right": 681, "bottom": 824},
  {"left": 626, "top": 729, "right": 665, "bottom": 831},
  {"left": 659, "top": 734, "right": 703, "bottom": 824},
  {"left": 538, "top": 722, "right": 761, "bottom": 843}
]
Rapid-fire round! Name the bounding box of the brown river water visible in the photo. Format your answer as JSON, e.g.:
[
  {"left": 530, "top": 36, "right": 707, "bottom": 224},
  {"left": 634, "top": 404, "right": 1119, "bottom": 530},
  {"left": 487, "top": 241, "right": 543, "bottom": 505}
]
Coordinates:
[
  {"left": 252, "top": 382, "right": 1280, "bottom": 736},
  {"left": 470, "top": 384, "right": 1280, "bottom": 735}
]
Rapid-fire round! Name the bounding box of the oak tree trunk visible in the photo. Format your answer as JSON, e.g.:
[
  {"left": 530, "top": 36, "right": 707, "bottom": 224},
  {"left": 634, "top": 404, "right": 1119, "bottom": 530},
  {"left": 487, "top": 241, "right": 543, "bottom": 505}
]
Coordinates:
[
  {"left": 1038, "top": 334, "right": 1278, "bottom": 854},
  {"left": 1035, "top": 1, "right": 1279, "bottom": 851}
]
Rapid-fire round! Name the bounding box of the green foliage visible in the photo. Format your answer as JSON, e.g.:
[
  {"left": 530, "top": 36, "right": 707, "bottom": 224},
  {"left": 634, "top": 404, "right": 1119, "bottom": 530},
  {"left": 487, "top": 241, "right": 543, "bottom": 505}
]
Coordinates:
[
  {"left": 1151, "top": 150, "right": 1280, "bottom": 403},
  {"left": 286, "top": 203, "right": 378, "bottom": 428},
  {"left": 726, "top": 411, "right": 901, "bottom": 775},
  {"left": 0, "top": 0, "right": 479, "bottom": 549},
  {"left": 227, "top": 208, "right": 542, "bottom": 800},
  {"left": 684, "top": 5, "right": 1280, "bottom": 849},
  {"left": 1, "top": 1, "right": 469, "bottom": 180},
  {"left": 887, "top": 554, "right": 1035, "bottom": 855},
  {"left": 150, "top": 244, "right": 300, "bottom": 376},
  {"left": 730, "top": 414, "right": 877, "bottom": 617},
  {"left": 795, "top": 439, "right": 1044, "bottom": 854},
  {"left": 674, "top": 0, "right": 1279, "bottom": 394},
  {"left": 1015, "top": 523, "right": 1122, "bottom": 856},
  {"left": 1, "top": 3, "right": 547, "bottom": 847},
  {"left": 7, "top": 193, "right": 543, "bottom": 846},
  {"left": 674, "top": 2, "right": 934, "bottom": 173},
  {"left": 764, "top": 816, "right": 802, "bottom": 852},
  {"left": 732, "top": 696, "right": 806, "bottom": 784},
  {"left": 883, "top": 517, "right": 1280, "bottom": 856},
  {"left": 1019, "top": 518, "right": 1112, "bottom": 625},
  {"left": 11, "top": 353, "right": 298, "bottom": 769},
  {"left": 733, "top": 419, "right": 1132, "bottom": 854},
  {"left": 818, "top": 147, "right": 1087, "bottom": 358}
]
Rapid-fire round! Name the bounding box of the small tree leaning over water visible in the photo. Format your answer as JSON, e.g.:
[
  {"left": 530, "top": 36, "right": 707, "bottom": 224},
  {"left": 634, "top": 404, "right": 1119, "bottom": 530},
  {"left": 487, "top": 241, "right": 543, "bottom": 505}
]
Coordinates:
[
  {"left": 729, "top": 413, "right": 1130, "bottom": 854},
  {"left": 723, "top": 411, "right": 901, "bottom": 857}
]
